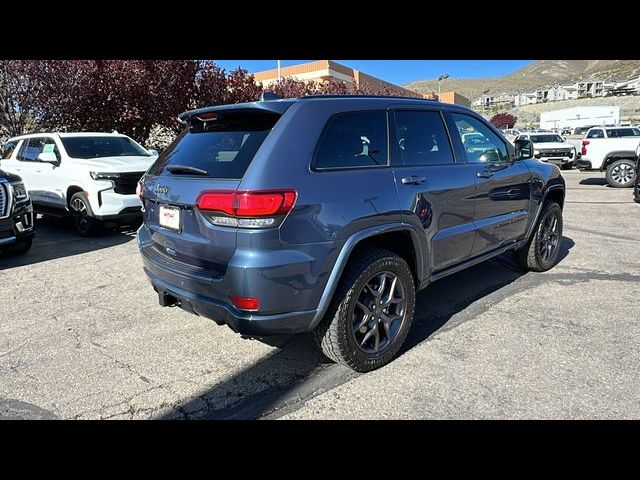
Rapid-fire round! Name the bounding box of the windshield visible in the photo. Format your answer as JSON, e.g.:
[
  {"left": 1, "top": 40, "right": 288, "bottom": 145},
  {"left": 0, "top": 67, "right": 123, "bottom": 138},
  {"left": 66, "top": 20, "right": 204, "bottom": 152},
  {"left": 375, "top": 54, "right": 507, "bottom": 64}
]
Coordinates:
[
  {"left": 529, "top": 134, "right": 563, "bottom": 143},
  {"left": 606, "top": 128, "right": 640, "bottom": 138},
  {"left": 61, "top": 136, "right": 151, "bottom": 159}
]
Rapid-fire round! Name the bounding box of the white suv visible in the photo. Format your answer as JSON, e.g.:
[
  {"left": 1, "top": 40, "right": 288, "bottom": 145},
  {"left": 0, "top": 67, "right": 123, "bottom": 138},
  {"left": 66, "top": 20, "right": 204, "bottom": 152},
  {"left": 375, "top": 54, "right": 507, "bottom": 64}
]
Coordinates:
[{"left": 1, "top": 132, "right": 157, "bottom": 235}]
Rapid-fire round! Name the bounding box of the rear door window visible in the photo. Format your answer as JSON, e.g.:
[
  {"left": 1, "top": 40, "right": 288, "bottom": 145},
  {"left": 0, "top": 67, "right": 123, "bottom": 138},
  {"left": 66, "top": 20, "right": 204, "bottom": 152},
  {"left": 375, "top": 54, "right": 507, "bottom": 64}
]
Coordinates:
[
  {"left": 393, "top": 110, "right": 454, "bottom": 166},
  {"left": 313, "top": 111, "right": 388, "bottom": 170},
  {"left": 148, "top": 110, "right": 280, "bottom": 179},
  {"left": 607, "top": 128, "right": 640, "bottom": 138}
]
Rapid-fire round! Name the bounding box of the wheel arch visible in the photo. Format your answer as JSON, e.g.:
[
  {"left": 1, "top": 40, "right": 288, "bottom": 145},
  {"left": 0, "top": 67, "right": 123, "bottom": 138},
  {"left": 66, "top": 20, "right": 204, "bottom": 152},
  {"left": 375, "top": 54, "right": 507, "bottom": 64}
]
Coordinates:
[
  {"left": 524, "top": 184, "right": 565, "bottom": 242},
  {"left": 601, "top": 152, "right": 637, "bottom": 171},
  {"left": 308, "top": 223, "right": 424, "bottom": 331},
  {"left": 66, "top": 185, "right": 87, "bottom": 209}
]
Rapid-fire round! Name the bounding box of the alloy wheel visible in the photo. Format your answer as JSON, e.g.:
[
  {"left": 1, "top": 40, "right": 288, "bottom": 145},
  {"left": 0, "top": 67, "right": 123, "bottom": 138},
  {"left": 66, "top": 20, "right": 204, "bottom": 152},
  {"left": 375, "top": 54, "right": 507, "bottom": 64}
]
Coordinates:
[
  {"left": 352, "top": 271, "right": 406, "bottom": 354},
  {"left": 611, "top": 163, "right": 636, "bottom": 185},
  {"left": 538, "top": 212, "right": 560, "bottom": 262}
]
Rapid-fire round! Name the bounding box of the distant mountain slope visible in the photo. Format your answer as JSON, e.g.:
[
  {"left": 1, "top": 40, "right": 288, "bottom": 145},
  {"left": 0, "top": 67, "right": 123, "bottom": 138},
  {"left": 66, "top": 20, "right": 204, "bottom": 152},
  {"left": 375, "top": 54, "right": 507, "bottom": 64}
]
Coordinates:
[{"left": 405, "top": 60, "right": 640, "bottom": 101}]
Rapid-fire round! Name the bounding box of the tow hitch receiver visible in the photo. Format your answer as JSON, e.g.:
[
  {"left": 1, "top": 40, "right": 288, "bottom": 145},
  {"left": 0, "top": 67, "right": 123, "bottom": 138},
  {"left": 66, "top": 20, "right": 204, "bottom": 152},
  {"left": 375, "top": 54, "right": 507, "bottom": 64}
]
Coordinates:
[{"left": 158, "top": 291, "right": 179, "bottom": 308}]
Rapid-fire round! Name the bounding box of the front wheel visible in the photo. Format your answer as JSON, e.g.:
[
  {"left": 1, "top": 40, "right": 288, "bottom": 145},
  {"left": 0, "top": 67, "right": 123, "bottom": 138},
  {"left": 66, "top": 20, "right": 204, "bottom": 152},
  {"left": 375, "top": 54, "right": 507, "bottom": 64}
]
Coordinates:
[
  {"left": 606, "top": 159, "right": 637, "bottom": 188},
  {"left": 313, "top": 249, "right": 416, "bottom": 372},
  {"left": 69, "top": 192, "right": 101, "bottom": 236},
  {"left": 513, "top": 201, "right": 563, "bottom": 272}
]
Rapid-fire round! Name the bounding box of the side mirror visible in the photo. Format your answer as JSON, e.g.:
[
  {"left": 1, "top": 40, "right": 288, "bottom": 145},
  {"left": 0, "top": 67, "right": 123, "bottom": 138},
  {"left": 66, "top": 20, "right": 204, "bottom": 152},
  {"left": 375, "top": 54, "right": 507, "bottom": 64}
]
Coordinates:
[
  {"left": 147, "top": 149, "right": 159, "bottom": 157},
  {"left": 514, "top": 139, "right": 534, "bottom": 160},
  {"left": 37, "top": 151, "right": 58, "bottom": 163}
]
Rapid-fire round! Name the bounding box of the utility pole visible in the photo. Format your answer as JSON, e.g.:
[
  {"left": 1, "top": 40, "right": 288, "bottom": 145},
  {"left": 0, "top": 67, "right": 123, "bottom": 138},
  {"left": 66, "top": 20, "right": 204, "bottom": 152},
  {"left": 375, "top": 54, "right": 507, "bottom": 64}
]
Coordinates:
[{"left": 277, "top": 60, "right": 281, "bottom": 80}]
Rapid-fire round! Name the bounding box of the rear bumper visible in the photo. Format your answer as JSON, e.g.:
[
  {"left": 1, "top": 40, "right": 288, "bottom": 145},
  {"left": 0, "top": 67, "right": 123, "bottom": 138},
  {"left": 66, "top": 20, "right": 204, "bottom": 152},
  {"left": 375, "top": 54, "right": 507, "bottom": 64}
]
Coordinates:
[
  {"left": 137, "top": 224, "right": 332, "bottom": 335},
  {"left": 145, "top": 270, "right": 317, "bottom": 335},
  {"left": 576, "top": 159, "right": 592, "bottom": 169}
]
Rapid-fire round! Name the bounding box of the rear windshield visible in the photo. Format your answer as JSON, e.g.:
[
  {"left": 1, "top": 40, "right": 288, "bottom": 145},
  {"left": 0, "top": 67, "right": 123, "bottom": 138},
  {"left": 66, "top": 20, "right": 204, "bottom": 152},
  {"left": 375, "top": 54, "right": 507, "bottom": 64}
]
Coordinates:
[
  {"left": 61, "top": 136, "right": 151, "bottom": 159},
  {"left": 148, "top": 110, "right": 280, "bottom": 179}
]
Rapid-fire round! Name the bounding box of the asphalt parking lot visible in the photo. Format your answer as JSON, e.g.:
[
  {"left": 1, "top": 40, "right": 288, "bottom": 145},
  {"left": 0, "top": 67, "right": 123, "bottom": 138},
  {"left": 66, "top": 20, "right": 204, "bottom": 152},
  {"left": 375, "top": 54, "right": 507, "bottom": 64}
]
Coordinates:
[{"left": 1, "top": 169, "right": 639, "bottom": 420}]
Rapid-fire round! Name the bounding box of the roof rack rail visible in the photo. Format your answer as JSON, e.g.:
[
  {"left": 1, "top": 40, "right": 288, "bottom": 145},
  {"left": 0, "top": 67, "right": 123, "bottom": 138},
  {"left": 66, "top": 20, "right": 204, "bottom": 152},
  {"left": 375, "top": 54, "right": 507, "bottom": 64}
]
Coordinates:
[{"left": 297, "top": 94, "right": 437, "bottom": 101}]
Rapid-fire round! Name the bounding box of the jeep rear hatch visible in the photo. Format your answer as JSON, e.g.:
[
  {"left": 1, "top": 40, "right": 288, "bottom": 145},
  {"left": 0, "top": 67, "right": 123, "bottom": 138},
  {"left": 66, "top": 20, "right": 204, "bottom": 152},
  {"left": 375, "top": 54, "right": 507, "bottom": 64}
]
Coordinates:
[{"left": 141, "top": 108, "right": 283, "bottom": 274}]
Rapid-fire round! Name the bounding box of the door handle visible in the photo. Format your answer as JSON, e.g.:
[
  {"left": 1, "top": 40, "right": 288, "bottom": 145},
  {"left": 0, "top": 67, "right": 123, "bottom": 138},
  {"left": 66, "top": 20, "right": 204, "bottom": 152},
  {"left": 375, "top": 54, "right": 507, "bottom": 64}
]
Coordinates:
[
  {"left": 401, "top": 175, "right": 426, "bottom": 185},
  {"left": 507, "top": 188, "right": 520, "bottom": 197},
  {"left": 476, "top": 170, "right": 494, "bottom": 179}
]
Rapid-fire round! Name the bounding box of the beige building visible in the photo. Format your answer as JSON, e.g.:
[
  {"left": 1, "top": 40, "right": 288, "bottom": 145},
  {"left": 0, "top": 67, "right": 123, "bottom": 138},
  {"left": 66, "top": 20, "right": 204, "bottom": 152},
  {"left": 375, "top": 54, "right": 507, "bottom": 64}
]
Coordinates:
[
  {"left": 253, "top": 60, "right": 423, "bottom": 98},
  {"left": 439, "top": 91, "right": 471, "bottom": 108}
]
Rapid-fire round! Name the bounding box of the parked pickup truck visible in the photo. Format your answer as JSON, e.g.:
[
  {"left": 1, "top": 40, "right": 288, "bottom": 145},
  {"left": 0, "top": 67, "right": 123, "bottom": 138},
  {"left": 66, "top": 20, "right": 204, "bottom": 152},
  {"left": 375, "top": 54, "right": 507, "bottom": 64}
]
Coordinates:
[{"left": 577, "top": 126, "right": 640, "bottom": 187}]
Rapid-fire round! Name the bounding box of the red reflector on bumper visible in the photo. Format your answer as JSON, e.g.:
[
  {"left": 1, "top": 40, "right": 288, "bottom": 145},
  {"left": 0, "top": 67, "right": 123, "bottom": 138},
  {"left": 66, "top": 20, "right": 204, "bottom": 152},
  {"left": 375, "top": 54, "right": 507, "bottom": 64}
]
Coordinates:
[{"left": 229, "top": 295, "right": 260, "bottom": 311}]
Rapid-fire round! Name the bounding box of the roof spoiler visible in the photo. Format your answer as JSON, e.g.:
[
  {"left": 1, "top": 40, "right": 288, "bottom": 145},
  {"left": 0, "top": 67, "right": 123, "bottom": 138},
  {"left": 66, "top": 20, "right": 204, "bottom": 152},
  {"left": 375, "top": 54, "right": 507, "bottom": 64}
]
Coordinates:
[{"left": 260, "top": 92, "right": 280, "bottom": 102}]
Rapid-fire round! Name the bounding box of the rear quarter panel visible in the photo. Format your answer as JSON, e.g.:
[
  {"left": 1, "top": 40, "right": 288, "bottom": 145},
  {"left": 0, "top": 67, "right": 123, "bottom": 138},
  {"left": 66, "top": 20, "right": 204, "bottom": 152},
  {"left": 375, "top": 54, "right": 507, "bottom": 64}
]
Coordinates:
[{"left": 237, "top": 100, "right": 403, "bottom": 310}]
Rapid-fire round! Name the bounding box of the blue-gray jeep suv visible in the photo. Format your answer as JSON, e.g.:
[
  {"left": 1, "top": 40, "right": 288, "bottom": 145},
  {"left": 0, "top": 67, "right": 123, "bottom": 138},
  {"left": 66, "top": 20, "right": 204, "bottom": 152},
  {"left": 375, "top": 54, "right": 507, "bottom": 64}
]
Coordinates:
[{"left": 137, "top": 94, "right": 565, "bottom": 371}]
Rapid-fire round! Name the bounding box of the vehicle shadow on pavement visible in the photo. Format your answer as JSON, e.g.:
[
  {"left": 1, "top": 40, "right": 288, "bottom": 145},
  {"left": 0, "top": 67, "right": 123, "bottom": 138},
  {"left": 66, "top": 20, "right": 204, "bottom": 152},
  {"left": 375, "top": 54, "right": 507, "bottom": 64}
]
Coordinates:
[
  {"left": 579, "top": 177, "right": 608, "bottom": 186},
  {"left": 0, "top": 215, "right": 136, "bottom": 270},
  {"left": 162, "top": 236, "right": 575, "bottom": 420}
]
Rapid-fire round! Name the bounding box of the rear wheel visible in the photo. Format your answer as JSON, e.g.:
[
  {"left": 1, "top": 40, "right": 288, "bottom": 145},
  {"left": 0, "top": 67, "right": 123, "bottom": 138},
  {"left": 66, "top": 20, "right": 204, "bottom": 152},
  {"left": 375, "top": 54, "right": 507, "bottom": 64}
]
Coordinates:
[
  {"left": 313, "top": 249, "right": 416, "bottom": 372},
  {"left": 69, "top": 192, "right": 101, "bottom": 236},
  {"left": 606, "top": 159, "right": 637, "bottom": 188},
  {"left": 513, "top": 201, "right": 563, "bottom": 272}
]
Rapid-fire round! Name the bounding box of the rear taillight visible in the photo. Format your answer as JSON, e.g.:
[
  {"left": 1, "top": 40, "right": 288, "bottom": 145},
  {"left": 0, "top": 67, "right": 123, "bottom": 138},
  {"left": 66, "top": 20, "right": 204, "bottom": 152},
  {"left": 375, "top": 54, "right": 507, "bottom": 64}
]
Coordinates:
[
  {"left": 581, "top": 140, "right": 590, "bottom": 156},
  {"left": 196, "top": 190, "right": 297, "bottom": 228}
]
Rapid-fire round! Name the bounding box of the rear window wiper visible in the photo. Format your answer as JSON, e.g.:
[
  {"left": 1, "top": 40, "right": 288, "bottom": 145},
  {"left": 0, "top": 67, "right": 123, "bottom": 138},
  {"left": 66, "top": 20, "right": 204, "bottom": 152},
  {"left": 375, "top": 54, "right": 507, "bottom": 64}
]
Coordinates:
[{"left": 166, "top": 165, "right": 209, "bottom": 176}]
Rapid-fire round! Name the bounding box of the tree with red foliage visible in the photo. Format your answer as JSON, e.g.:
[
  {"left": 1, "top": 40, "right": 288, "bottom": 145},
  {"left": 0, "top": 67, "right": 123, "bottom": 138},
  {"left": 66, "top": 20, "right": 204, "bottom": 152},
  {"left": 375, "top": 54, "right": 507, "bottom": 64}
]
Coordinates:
[
  {"left": 1, "top": 60, "right": 425, "bottom": 147},
  {"left": 490, "top": 112, "right": 517, "bottom": 129},
  {"left": 224, "top": 68, "right": 262, "bottom": 105}
]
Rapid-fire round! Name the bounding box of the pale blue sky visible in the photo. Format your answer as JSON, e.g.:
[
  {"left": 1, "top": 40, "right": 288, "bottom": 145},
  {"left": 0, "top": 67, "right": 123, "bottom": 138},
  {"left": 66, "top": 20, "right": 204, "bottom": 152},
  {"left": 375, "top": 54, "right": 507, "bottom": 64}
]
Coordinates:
[{"left": 214, "top": 60, "right": 533, "bottom": 85}]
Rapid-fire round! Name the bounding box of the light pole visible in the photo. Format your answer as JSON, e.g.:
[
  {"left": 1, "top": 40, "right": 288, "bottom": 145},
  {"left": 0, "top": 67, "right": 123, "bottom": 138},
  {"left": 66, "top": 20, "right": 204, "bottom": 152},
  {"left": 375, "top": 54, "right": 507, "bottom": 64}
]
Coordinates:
[
  {"left": 482, "top": 88, "right": 490, "bottom": 116},
  {"left": 438, "top": 73, "right": 449, "bottom": 99},
  {"left": 277, "top": 60, "right": 281, "bottom": 80}
]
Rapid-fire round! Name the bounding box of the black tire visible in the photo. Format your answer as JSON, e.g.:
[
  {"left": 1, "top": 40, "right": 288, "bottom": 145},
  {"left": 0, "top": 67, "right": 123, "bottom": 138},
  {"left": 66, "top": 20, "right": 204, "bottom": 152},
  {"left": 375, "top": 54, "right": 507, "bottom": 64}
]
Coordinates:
[
  {"left": 0, "top": 238, "right": 32, "bottom": 255},
  {"left": 513, "top": 201, "right": 563, "bottom": 272},
  {"left": 313, "top": 248, "right": 416, "bottom": 372},
  {"left": 605, "top": 159, "right": 637, "bottom": 188},
  {"left": 634, "top": 175, "right": 640, "bottom": 204},
  {"left": 69, "top": 192, "right": 101, "bottom": 236}
]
